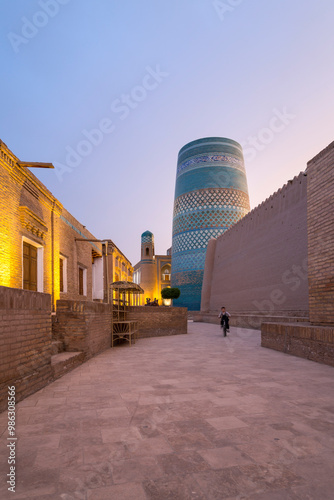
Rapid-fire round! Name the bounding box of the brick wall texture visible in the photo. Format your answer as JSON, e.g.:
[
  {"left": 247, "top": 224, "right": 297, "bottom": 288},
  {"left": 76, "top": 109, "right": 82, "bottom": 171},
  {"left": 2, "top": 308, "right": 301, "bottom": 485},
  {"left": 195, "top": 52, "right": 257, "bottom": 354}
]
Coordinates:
[
  {"left": 53, "top": 300, "right": 113, "bottom": 358},
  {"left": 261, "top": 322, "right": 334, "bottom": 367},
  {"left": 201, "top": 172, "right": 309, "bottom": 317},
  {"left": 0, "top": 286, "right": 52, "bottom": 412},
  {"left": 307, "top": 141, "right": 334, "bottom": 325},
  {"left": 0, "top": 140, "right": 133, "bottom": 309},
  {"left": 127, "top": 306, "right": 188, "bottom": 338}
]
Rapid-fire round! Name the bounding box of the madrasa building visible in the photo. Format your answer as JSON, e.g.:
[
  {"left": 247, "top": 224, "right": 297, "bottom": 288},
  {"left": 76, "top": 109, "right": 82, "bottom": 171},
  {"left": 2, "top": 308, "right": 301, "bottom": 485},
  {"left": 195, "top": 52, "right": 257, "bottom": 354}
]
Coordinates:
[{"left": 133, "top": 230, "right": 171, "bottom": 305}]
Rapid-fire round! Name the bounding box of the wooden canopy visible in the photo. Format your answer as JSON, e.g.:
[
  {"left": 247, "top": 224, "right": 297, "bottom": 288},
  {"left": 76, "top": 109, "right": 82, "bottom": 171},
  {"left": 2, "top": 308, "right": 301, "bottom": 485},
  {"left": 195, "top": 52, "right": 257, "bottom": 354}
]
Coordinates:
[{"left": 109, "top": 281, "right": 144, "bottom": 294}]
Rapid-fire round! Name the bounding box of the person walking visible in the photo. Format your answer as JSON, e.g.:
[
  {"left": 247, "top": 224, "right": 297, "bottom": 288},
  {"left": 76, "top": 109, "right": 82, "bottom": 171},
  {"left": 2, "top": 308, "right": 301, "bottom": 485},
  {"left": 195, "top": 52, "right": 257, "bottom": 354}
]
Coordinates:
[{"left": 218, "top": 307, "right": 231, "bottom": 337}]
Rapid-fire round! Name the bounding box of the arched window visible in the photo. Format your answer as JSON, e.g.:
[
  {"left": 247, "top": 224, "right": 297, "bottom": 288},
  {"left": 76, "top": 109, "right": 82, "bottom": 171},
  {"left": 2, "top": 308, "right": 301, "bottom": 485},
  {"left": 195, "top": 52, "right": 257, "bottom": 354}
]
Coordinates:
[
  {"left": 161, "top": 264, "right": 171, "bottom": 281},
  {"left": 146, "top": 247, "right": 149, "bottom": 256}
]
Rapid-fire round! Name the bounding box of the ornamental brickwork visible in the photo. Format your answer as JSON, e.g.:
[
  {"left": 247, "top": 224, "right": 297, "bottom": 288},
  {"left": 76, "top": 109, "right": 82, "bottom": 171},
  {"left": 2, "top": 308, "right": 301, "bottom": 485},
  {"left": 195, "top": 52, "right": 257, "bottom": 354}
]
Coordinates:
[{"left": 171, "top": 137, "right": 250, "bottom": 311}]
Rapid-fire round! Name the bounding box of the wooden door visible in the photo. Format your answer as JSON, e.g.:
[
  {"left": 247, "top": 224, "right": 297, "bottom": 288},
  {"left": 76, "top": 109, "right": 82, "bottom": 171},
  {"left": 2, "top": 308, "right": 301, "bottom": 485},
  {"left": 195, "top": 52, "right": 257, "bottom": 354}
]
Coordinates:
[
  {"left": 79, "top": 267, "right": 84, "bottom": 295},
  {"left": 59, "top": 258, "right": 64, "bottom": 292},
  {"left": 23, "top": 242, "right": 37, "bottom": 291}
]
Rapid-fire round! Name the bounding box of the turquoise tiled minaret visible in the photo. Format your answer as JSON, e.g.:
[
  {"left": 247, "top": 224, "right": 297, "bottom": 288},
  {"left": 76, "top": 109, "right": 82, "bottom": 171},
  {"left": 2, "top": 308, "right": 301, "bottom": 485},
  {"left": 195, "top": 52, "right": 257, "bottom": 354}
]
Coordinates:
[{"left": 171, "top": 137, "right": 250, "bottom": 310}]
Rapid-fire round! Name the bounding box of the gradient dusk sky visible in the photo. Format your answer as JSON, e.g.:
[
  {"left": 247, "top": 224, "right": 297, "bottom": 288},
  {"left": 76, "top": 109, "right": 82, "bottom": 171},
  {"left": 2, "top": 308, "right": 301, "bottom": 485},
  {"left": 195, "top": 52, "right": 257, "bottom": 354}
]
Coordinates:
[{"left": 1, "top": 0, "right": 334, "bottom": 265}]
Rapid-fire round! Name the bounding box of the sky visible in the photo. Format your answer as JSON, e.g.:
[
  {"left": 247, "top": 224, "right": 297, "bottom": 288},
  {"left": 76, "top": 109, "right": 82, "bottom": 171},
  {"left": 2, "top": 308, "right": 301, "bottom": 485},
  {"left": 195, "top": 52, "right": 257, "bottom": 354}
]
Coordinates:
[{"left": 1, "top": 0, "right": 334, "bottom": 265}]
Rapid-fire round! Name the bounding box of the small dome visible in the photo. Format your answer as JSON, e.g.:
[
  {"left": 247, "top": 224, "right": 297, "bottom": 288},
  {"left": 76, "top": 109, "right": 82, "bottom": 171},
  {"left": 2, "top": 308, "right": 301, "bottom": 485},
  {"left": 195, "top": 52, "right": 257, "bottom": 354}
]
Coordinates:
[
  {"left": 141, "top": 230, "right": 153, "bottom": 237},
  {"left": 141, "top": 230, "right": 154, "bottom": 244}
]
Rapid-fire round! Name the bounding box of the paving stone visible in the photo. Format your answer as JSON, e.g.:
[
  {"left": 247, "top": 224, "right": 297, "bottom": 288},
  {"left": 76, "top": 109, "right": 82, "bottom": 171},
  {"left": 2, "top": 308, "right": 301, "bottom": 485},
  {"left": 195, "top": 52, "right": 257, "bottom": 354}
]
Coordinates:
[
  {"left": 199, "top": 446, "right": 254, "bottom": 469},
  {"left": 143, "top": 474, "right": 207, "bottom": 499},
  {"left": 111, "top": 456, "right": 164, "bottom": 484},
  {"left": 206, "top": 416, "right": 249, "bottom": 431},
  {"left": 157, "top": 451, "right": 211, "bottom": 475},
  {"left": 87, "top": 482, "right": 147, "bottom": 499},
  {"left": 1, "top": 322, "right": 334, "bottom": 498}
]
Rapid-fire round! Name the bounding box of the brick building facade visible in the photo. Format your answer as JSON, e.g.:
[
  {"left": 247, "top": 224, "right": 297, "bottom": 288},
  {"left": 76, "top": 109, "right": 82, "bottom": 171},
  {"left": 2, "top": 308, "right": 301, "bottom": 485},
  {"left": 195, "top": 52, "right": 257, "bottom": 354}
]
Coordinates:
[
  {"left": 133, "top": 231, "right": 171, "bottom": 305},
  {"left": 0, "top": 139, "right": 133, "bottom": 309}
]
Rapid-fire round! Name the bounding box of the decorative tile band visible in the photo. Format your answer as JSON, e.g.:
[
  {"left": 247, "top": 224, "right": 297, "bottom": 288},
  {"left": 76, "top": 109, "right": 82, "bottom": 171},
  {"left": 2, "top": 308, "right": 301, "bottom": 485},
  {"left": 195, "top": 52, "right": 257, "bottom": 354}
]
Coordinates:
[
  {"left": 141, "top": 235, "right": 153, "bottom": 244},
  {"left": 171, "top": 137, "right": 250, "bottom": 311},
  {"left": 177, "top": 154, "right": 245, "bottom": 177},
  {"left": 173, "top": 188, "right": 250, "bottom": 218},
  {"left": 173, "top": 208, "right": 245, "bottom": 238}
]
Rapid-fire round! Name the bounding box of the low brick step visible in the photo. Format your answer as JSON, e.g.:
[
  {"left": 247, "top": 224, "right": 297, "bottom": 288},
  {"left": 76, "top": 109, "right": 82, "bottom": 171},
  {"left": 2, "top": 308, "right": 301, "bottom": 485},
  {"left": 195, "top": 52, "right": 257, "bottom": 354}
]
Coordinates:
[
  {"left": 51, "top": 340, "right": 64, "bottom": 355},
  {"left": 51, "top": 352, "right": 85, "bottom": 379},
  {"left": 193, "top": 311, "right": 309, "bottom": 330}
]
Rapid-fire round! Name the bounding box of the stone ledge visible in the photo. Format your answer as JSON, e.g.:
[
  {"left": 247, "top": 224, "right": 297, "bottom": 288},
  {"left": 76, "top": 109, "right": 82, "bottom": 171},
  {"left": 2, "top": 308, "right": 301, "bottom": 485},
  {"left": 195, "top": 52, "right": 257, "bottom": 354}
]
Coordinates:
[
  {"left": 127, "top": 306, "right": 188, "bottom": 338},
  {"left": 261, "top": 322, "right": 334, "bottom": 367},
  {"left": 51, "top": 351, "right": 85, "bottom": 379},
  {"left": 193, "top": 311, "right": 309, "bottom": 330}
]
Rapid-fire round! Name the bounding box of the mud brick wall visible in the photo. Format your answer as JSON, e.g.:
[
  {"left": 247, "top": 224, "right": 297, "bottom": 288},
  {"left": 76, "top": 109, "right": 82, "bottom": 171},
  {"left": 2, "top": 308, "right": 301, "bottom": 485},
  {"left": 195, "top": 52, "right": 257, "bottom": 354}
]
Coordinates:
[
  {"left": 201, "top": 172, "right": 309, "bottom": 317},
  {"left": 0, "top": 286, "right": 52, "bottom": 413},
  {"left": 261, "top": 322, "right": 334, "bottom": 367},
  {"left": 54, "top": 300, "right": 112, "bottom": 358},
  {"left": 307, "top": 141, "right": 334, "bottom": 325},
  {"left": 127, "top": 306, "right": 188, "bottom": 338}
]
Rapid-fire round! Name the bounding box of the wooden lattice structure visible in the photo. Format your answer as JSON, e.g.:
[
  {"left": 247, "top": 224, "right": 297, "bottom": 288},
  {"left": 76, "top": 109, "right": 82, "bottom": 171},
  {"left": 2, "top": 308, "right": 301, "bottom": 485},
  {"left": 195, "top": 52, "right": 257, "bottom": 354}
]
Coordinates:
[{"left": 109, "top": 281, "right": 144, "bottom": 346}]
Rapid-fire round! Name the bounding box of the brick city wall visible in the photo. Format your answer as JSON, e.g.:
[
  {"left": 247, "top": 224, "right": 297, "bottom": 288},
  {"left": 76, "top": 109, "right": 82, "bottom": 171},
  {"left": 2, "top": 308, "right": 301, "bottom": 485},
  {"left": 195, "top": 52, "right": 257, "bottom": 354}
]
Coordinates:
[
  {"left": 307, "top": 141, "right": 334, "bottom": 325},
  {"left": 261, "top": 322, "right": 334, "bottom": 367},
  {"left": 0, "top": 286, "right": 52, "bottom": 412},
  {"left": 127, "top": 306, "right": 188, "bottom": 338},
  {"left": 53, "top": 299, "right": 112, "bottom": 358},
  {"left": 201, "top": 172, "right": 309, "bottom": 319}
]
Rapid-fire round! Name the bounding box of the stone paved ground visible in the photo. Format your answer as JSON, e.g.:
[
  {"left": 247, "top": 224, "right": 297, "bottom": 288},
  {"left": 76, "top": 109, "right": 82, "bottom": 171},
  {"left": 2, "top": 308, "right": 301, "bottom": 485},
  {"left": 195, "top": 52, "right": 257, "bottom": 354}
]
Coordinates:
[{"left": 1, "top": 322, "right": 334, "bottom": 499}]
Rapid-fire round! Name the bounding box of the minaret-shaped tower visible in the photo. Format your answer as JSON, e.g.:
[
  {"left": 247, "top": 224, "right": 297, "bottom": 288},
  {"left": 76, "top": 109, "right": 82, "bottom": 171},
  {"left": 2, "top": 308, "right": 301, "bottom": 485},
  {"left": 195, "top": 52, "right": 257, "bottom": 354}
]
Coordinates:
[
  {"left": 140, "top": 230, "right": 157, "bottom": 302},
  {"left": 171, "top": 137, "right": 250, "bottom": 310}
]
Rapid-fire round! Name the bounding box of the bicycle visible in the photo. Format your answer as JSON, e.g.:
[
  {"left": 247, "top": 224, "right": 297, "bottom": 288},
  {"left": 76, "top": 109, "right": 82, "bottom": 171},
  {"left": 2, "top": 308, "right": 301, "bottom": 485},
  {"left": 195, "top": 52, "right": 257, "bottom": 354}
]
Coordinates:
[{"left": 221, "top": 319, "right": 228, "bottom": 337}]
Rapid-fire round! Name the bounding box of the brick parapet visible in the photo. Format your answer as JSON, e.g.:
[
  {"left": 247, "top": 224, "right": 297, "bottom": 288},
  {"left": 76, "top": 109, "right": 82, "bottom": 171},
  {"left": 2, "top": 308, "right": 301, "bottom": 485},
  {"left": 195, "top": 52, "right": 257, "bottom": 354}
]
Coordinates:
[
  {"left": 53, "top": 299, "right": 112, "bottom": 358},
  {"left": 127, "top": 306, "right": 188, "bottom": 338},
  {"left": 0, "top": 286, "right": 52, "bottom": 412},
  {"left": 261, "top": 321, "right": 334, "bottom": 367}
]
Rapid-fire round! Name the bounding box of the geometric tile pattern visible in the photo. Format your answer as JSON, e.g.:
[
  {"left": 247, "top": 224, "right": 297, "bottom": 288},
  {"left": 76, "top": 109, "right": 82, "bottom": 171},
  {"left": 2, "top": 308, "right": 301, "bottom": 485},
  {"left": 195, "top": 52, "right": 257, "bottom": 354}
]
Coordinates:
[
  {"left": 173, "top": 188, "right": 250, "bottom": 218},
  {"left": 172, "top": 248, "right": 207, "bottom": 272},
  {"left": 141, "top": 234, "right": 153, "bottom": 244},
  {"left": 173, "top": 229, "right": 226, "bottom": 254},
  {"left": 171, "top": 270, "right": 204, "bottom": 311},
  {"left": 171, "top": 137, "right": 250, "bottom": 310},
  {"left": 173, "top": 208, "right": 245, "bottom": 237}
]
